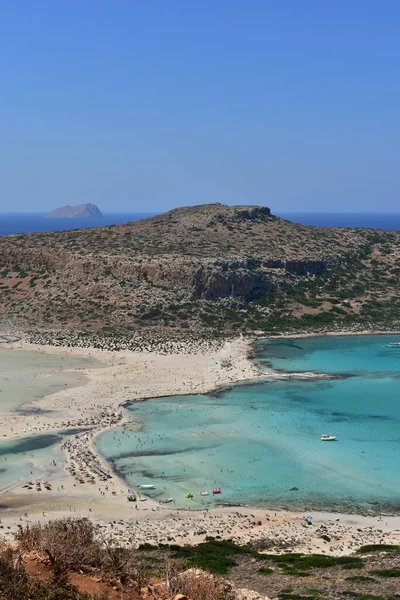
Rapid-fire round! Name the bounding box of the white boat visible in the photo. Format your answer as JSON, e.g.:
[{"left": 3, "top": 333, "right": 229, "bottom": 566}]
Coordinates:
[
  {"left": 138, "top": 484, "right": 155, "bottom": 489},
  {"left": 199, "top": 490, "right": 209, "bottom": 496},
  {"left": 387, "top": 342, "right": 400, "bottom": 347},
  {"left": 160, "top": 498, "right": 174, "bottom": 504},
  {"left": 321, "top": 434, "right": 336, "bottom": 441}
]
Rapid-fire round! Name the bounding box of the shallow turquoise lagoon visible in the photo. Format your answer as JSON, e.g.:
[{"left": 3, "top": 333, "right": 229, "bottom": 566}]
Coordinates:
[
  {"left": 97, "top": 335, "right": 400, "bottom": 512},
  {"left": 0, "top": 429, "right": 89, "bottom": 491},
  {"left": 0, "top": 347, "right": 102, "bottom": 414},
  {"left": 0, "top": 348, "right": 103, "bottom": 490}
]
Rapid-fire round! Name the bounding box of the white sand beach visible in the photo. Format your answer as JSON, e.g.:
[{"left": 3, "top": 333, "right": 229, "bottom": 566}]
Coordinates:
[
  {"left": 0, "top": 335, "right": 261, "bottom": 441},
  {"left": 0, "top": 334, "right": 399, "bottom": 557}
]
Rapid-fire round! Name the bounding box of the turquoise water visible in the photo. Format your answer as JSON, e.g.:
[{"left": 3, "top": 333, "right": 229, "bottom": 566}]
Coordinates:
[
  {"left": 0, "top": 429, "right": 89, "bottom": 491},
  {"left": 97, "top": 335, "right": 400, "bottom": 513},
  {"left": 0, "top": 348, "right": 103, "bottom": 490},
  {"left": 256, "top": 335, "right": 400, "bottom": 376},
  {"left": 0, "top": 347, "right": 102, "bottom": 414}
]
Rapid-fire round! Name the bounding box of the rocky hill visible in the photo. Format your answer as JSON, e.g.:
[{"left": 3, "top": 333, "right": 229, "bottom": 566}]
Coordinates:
[
  {"left": 44, "top": 203, "right": 102, "bottom": 218},
  {"left": 1, "top": 203, "right": 400, "bottom": 343}
]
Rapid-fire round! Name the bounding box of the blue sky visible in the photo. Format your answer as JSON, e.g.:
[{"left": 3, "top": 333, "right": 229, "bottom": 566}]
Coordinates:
[{"left": 1, "top": 1, "right": 399, "bottom": 213}]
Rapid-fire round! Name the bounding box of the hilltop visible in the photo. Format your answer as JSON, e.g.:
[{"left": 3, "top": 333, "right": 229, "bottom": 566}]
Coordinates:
[
  {"left": 44, "top": 203, "right": 102, "bottom": 218},
  {"left": 0, "top": 202, "right": 400, "bottom": 344}
]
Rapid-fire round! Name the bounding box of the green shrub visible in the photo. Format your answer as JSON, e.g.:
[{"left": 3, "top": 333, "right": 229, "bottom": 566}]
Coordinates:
[
  {"left": 370, "top": 567, "right": 400, "bottom": 577},
  {"left": 345, "top": 575, "right": 376, "bottom": 582},
  {"left": 357, "top": 544, "right": 400, "bottom": 554},
  {"left": 262, "top": 552, "right": 363, "bottom": 572},
  {"left": 340, "top": 594, "right": 385, "bottom": 600},
  {"left": 278, "top": 594, "right": 319, "bottom": 600},
  {"left": 171, "top": 539, "right": 252, "bottom": 575},
  {"left": 257, "top": 567, "right": 273, "bottom": 575}
]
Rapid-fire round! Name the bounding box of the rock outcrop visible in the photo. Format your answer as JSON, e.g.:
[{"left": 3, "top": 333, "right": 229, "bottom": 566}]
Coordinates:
[{"left": 44, "top": 203, "right": 102, "bottom": 218}]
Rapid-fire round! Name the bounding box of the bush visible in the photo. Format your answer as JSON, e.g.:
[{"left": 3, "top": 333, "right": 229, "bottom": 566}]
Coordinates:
[{"left": 15, "top": 518, "right": 103, "bottom": 572}]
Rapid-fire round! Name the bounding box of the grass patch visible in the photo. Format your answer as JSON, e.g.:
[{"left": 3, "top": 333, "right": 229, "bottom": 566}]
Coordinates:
[
  {"left": 344, "top": 575, "right": 376, "bottom": 582},
  {"left": 340, "top": 594, "right": 385, "bottom": 600},
  {"left": 370, "top": 567, "right": 400, "bottom": 577},
  {"left": 263, "top": 553, "right": 364, "bottom": 573},
  {"left": 137, "top": 543, "right": 159, "bottom": 551},
  {"left": 357, "top": 544, "right": 400, "bottom": 554},
  {"left": 278, "top": 594, "right": 322, "bottom": 600},
  {"left": 170, "top": 539, "right": 253, "bottom": 575}
]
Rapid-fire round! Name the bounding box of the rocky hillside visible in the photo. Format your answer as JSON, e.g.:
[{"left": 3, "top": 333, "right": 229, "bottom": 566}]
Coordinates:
[{"left": 1, "top": 203, "right": 399, "bottom": 342}]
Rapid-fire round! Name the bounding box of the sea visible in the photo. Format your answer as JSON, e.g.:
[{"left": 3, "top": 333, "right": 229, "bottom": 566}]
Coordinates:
[
  {"left": 0, "top": 212, "right": 155, "bottom": 236},
  {"left": 97, "top": 335, "right": 400, "bottom": 513},
  {"left": 0, "top": 349, "right": 103, "bottom": 490},
  {"left": 2, "top": 211, "right": 400, "bottom": 235}
]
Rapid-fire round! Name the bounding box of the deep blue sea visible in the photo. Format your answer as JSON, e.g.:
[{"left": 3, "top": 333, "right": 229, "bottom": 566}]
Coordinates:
[
  {"left": 2, "top": 211, "right": 400, "bottom": 236},
  {"left": 277, "top": 212, "right": 400, "bottom": 229},
  {"left": 0, "top": 212, "right": 155, "bottom": 235},
  {"left": 97, "top": 335, "right": 400, "bottom": 513}
]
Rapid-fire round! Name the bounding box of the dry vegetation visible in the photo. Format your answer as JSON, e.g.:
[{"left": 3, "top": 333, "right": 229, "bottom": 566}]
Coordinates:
[
  {"left": 15, "top": 518, "right": 104, "bottom": 571},
  {"left": 1, "top": 519, "right": 400, "bottom": 599},
  {"left": 1, "top": 203, "right": 400, "bottom": 341}
]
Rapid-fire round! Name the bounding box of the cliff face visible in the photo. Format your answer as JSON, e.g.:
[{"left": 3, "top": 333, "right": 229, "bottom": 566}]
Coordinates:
[
  {"left": 44, "top": 203, "right": 102, "bottom": 218},
  {"left": 1, "top": 203, "right": 399, "bottom": 334},
  {"left": 0, "top": 247, "right": 339, "bottom": 301}
]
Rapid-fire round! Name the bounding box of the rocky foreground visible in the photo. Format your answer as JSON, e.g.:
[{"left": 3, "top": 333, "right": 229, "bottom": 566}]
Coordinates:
[{"left": 2, "top": 515, "right": 400, "bottom": 600}]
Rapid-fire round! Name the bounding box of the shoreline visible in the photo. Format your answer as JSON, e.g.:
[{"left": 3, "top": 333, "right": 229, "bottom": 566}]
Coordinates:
[
  {"left": 0, "top": 331, "right": 400, "bottom": 555},
  {"left": 0, "top": 335, "right": 263, "bottom": 505},
  {"left": 267, "top": 328, "right": 400, "bottom": 340},
  {"left": 0, "top": 335, "right": 263, "bottom": 440}
]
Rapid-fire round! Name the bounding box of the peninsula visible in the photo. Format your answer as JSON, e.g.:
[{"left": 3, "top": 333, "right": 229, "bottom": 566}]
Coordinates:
[
  {"left": 44, "top": 202, "right": 103, "bottom": 218},
  {"left": 0, "top": 202, "right": 399, "bottom": 344}
]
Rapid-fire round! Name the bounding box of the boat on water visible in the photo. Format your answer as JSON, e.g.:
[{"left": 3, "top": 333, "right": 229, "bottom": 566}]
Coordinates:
[
  {"left": 320, "top": 434, "right": 336, "bottom": 441},
  {"left": 212, "top": 488, "right": 221, "bottom": 495},
  {"left": 160, "top": 498, "right": 174, "bottom": 504},
  {"left": 138, "top": 484, "right": 155, "bottom": 489},
  {"left": 387, "top": 342, "right": 400, "bottom": 347},
  {"left": 199, "top": 490, "right": 209, "bottom": 496},
  {"left": 185, "top": 492, "right": 194, "bottom": 499}
]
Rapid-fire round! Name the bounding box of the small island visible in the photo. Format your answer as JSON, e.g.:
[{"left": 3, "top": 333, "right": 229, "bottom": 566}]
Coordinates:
[{"left": 44, "top": 203, "right": 103, "bottom": 218}]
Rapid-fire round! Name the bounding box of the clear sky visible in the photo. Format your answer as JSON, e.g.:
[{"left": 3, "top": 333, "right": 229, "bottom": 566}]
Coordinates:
[{"left": 1, "top": 1, "right": 399, "bottom": 213}]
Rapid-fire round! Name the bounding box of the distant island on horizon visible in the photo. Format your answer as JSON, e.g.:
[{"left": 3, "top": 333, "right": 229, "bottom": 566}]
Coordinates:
[{"left": 44, "top": 203, "right": 103, "bottom": 218}]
